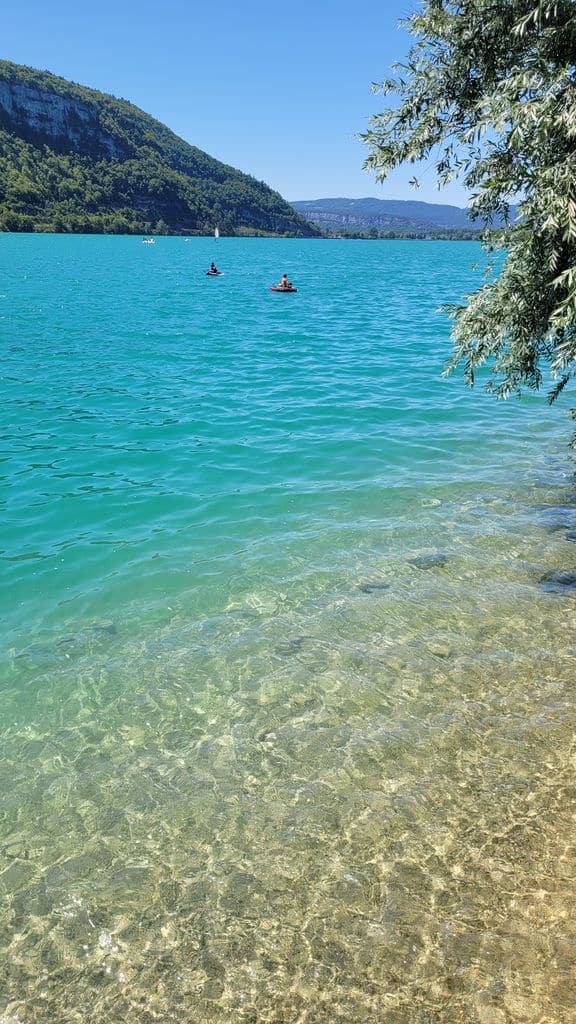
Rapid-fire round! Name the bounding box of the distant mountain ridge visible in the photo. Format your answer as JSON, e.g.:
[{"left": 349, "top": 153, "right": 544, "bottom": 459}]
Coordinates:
[
  {"left": 291, "top": 197, "right": 500, "bottom": 234},
  {"left": 0, "top": 60, "right": 318, "bottom": 236}
]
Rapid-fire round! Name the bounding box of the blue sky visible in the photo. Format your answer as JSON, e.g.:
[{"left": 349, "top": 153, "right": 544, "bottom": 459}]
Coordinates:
[{"left": 3, "top": 0, "right": 469, "bottom": 206}]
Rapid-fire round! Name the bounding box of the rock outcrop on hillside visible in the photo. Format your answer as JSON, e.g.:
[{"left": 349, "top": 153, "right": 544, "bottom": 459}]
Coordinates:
[{"left": 0, "top": 60, "right": 318, "bottom": 236}]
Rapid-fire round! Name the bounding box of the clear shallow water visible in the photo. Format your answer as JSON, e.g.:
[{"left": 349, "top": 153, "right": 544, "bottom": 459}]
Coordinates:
[{"left": 1, "top": 235, "right": 576, "bottom": 1023}]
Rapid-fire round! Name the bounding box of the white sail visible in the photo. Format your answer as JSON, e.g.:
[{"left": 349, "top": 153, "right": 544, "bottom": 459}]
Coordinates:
[{"left": 215, "top": 226, "right": 220, "bottom": 239}]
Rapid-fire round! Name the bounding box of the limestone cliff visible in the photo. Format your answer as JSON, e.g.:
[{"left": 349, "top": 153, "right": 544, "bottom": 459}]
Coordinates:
[{"left": 0, "top": 78, "right": 125, "bottom": 158}]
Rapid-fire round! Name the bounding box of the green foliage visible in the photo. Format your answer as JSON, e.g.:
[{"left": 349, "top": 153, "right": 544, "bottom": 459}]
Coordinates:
[
  {"left": 363, "top": 1, "right": 576, "bottom": 401},
  {"left": 320, "top": 227, "right": 483, "bottom": 241},
  {"left": 0, "top": 60, "right": 318, "bottom": 238}
]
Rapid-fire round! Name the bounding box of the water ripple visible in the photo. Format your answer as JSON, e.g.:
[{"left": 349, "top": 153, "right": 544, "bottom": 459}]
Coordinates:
[{"left": 0, "top": 236, "right": 575, "bottom": 1022}]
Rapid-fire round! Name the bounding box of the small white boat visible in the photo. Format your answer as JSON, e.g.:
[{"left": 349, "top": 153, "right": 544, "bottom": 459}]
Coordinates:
[{"left": 142, "top": 237, "right": 156, "bottom": 245}]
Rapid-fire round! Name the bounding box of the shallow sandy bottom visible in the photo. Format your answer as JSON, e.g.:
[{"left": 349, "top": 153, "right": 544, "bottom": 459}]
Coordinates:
[{"left": 1, "top": 473, "right": 576, "bottom": 1023}]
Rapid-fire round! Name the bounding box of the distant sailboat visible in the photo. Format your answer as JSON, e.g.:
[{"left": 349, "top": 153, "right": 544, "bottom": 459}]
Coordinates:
[{"left": 214, "top": 226, "right": 220, "bottom": 240}]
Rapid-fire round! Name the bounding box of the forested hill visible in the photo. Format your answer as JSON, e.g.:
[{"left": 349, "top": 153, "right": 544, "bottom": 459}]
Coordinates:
[{"left": 0, "top": 60, "right": 318, "bottom": 236}]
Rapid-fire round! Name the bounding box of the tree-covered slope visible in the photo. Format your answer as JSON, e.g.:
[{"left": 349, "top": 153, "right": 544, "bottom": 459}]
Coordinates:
[{"left": 0, "top": 60, "right": 318, "bottom": 236}]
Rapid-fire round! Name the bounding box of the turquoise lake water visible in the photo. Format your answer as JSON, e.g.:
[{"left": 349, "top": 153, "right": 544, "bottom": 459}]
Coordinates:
[{"left": 1, "top": 234, "right": 576, "bottom": 1023}]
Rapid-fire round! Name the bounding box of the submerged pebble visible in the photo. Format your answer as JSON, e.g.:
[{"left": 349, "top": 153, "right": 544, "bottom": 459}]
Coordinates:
[
  {"left": 274, "top": 636, "right": 311, "bottom": 656},
  {"left": 358, "top": 581, "right": 390, "bottom": 594},
  {"left": 538, "top": 505, "right": 576, "bottom": 531},
  {"left": 426, "top": 641, "right": 452, "bottom": 659},
  {"left": 408, "top": 553, "right": 450, "bottom": 570},
  {"left": 15, "top": 620, "right": 117, "bottom": 666},
  {"left": 539, "top": 568, "right": 576, "bottom": 592}
]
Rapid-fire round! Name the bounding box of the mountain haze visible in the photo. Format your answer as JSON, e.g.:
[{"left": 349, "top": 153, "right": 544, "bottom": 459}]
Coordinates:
[
  {"left": 292, "top": 197, "right": 484, "bottom": 234},
  {"left": 0, "top": 60, "right": 318, "bottom": 236}
]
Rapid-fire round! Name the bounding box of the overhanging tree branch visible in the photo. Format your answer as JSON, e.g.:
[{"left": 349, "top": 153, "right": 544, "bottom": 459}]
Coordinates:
[{"left": 363, "top": 0, "right": 576, "bottom": 401}]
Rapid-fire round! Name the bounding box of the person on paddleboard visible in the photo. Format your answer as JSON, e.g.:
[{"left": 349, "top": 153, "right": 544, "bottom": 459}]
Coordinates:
[{"left": 278, "top": 273, "right": 292, "bottom": 289}]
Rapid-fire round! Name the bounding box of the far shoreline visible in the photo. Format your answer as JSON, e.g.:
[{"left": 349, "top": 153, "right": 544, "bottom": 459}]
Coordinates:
[{"left": 0, "top": 230, "right": 485, "bottom": 242}]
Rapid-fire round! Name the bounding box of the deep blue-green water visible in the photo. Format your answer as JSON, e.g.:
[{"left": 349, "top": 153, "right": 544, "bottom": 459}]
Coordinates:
[{"left": 1, "top": 235, "right": 575, "bottom": 1023}]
